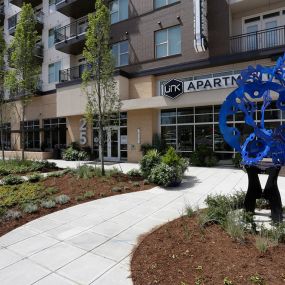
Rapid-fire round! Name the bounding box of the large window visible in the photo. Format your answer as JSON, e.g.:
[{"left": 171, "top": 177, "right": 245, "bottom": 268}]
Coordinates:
[
  {"left": 110, "top": 0, "right": 128, "bottom": 24},
  {"left": 48, "top": 61, "right": 61, "bottom": 83},
  {"left": 160, "top": 103, "right": 284, "bottom": 159},
  {"left": 43, "top": 118, "right": 66, "bottom": 149},
  {"left": 154, "top": 0, "right": 178, "bottom": 9},
  {"left": 0, "top": 123, "right": 11, "bottom": 150},
  {"left": 155, "top": 25, "right": 181, "bottom": 58},
  {"left": 21, "top": 120, "right": 40, "bottom": 150},
  {"left": 48, "top": 26, "right": 60, "bottom": 48},
  {"left": 112, "top": 41, "right": 129, "bottom": 67}
]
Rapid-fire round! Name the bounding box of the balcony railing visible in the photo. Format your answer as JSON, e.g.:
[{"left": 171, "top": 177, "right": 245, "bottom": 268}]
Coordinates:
[
  {"left": 8, "top": 10, "right": 44, "bottom": 34},
  {"left": 55, "top": 15, "right": 88, "bottom": 44},
  {"left": 59, "top": 64, "right": 89, "bottom": 82},
  {"left": 230, "top": 25, "right": 285, "bottom": 54}
]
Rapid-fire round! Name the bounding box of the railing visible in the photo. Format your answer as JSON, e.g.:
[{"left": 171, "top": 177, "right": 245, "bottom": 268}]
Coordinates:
[
  {"left": 230, "top": 25, "right": 285, "bottom": 54},
  {"left": 8, "top": 9, "right": 44, "bottom": 31},
  {"left": 55, "top": 15, "right": 88, "bottom": 43},
  {"left": 55, "top": 0, "right": 66, "bottom": 4},
  {"left": 59, "top": 64, "right": 89, "bottom": 82}
]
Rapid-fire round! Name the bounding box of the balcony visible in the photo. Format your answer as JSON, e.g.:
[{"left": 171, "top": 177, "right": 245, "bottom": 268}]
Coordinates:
[
  {"left": 0, "top": 4, "right": 4, "bottom": 26},
  {"left": 230, "top": 25, "right": 285, "bottom": 56},
  {"left": 54, "top": 16, "right": 88, "bottom": 55},
  {"left": 8, "top": 10, "right": 44, "bottom": 36},
  {"left": 7, "top": 43, "right": 43, "bottom": 63},
  {"left": 9, "top": 0, "right": 42, "bottom": 8},
  {"left": 55, "top": 0, "right": 94, "bottom": 19},
  {"left": 59, "top": 64, "right": 87, "bottom": 83}
]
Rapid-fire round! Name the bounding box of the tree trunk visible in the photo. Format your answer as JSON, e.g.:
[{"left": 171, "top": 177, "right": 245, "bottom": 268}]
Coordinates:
[
  {"left": 0, "top": 110, "right": 4, "bottom": 161},
  {"left": 21, "top": 105, "right": 25, "bottom": 161},
  {"left": 99, "top": 121, "right": 105, "bottom": 176}
]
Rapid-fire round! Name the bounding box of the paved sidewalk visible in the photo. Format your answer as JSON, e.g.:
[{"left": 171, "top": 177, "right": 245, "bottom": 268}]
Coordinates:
[{"left": 0, "top": 165, "right": 284, "bottom": 285}]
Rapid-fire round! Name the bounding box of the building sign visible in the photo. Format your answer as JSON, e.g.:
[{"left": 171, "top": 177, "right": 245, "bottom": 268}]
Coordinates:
[
  {"left": 79, "top": 118, "right": 87, "bottom": 145},
  {"left": 193, "top": 0, "right": 208, "bottom": 53},
  {"left": 161, "top": 74, "right": 240, "bottom": 99},
  {"left": 120, "top": 135, "right": 128, "bottom": 145}
]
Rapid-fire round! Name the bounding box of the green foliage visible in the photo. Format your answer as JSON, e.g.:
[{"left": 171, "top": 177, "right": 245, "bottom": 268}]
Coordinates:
[
  {"left": 140, "top": 144, "right": 154, "bottom": 156},
  {"left": 0, "top": 160, "right": 56, "bottom": 175},
  {"left": 73, "top": 165, "right": 96, "bottom": 179},
  {"left": 47, "top": 171, "right": 63, "bottom": 178},
  {"left": 255, "top": 235, "right": 270, "bottom": 254},
  {"left": 5, "top": 209, "right": 22, "bottom": 220},
  {"left": 190, "top": 145, "right": 218, "bottom": 167},
  {"left": 224, "top": 277, "right": 234, "bottom": 285},
  {"left": 83, "top": 191, "right": 95, "bottom": 199},
  {"left": 55, "top": 194, "right": 70, "bottom": 205},
  {"left": 41, "top": 200, "right": 56, "bottom": 209},
  {"left": 22, "top": 203, "right": 38, "bottom": 214},
  {"left": 162, "top": 147, "right": 189, "bottom": 173},
  {"left": 2, "top": 175, "right": 25, "bottom": 185},
  {"left": 45, "top": 187, "right": 59, "bottom": 195},
  {"left": 127, "top": 169, "right": 142, "bottom": 177},
  {"left": 5, "top": 3, "right": 41, "bottom": 101},
  {"left": 62, "top": 145, "right": 89, "bottom": 161},
  {"left": 140, "top": 149, "right": 161, "bottom": 178},
  {"left": 232, "top": 153, "right": 242, "bottom": 168},
  {"left": 225, "top": 211, "right": 245, "bottom": 242},
  {"left": 185, "top": 205, "right": 195, "bottom": 217},
  {"left": 0, "top": 183, "right": 46, "bottom": 209},
  {"left": 249, "top": 274, "right": 265, "bottom": 285},
  {"left": 205, "top": 191, "right": 246, "bottom": 225},
  {"left": 28, "top": 173, "right": 43, "bottom": 183},
  {"left": 132, "top": 181, "right": 140, "bottom": 187},
  {"left": 106, "top": 167, "right": 122, "bottom": 177},
  {"left": 148, "top": 163, "right": 175, "bottom": 187}
]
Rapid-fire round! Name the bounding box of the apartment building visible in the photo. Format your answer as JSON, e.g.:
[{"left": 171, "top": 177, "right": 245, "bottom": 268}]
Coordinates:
[{"left": 0, "top": 0, "right": 284, "bottom": 162}]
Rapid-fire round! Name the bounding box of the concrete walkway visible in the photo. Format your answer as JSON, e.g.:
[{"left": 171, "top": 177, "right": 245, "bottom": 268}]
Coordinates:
[{"left": 0, "top": 165, "right": 284, "bottom": 285}]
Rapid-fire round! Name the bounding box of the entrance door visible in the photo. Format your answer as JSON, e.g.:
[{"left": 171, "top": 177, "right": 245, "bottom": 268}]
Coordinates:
[{"left": 103, "top": 127, "right": 120, "bottom": 161}]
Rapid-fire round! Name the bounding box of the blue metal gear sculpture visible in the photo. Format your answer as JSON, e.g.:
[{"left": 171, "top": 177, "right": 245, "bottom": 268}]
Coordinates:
[{"left": 219, "top": 54, "right": 285, "bottom": 166}]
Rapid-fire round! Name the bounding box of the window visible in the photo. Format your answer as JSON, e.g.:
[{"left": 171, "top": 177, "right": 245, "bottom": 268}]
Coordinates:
[
  {"left": 0, "top": 123, "right": 11, "bottom": 150},
  {"left": 110, "top": 0, "right": 128, "bottom": 24},
  {"left": 43, "top": 118, "right": 66, "bottom": 149},
  {"left": 49, "top": 0, "right": 56, "bottom": 13},
  {"left": 155, "top": 26, "right": 181, "bottom": 58},
  {"left": 21, "top": 120, "right": 40, "bottom": 150},
  {"left": 154, "top": 0, "right": 178, "bottom": 9},
  {"left": 112, "top": 41, "right": 129, "bottom": 67},
  {"left": 48, "top": 26, "right": 60, "bottom": 48},
  {"left": 48, "top": 61, "right": 61, "bottom": 83}
]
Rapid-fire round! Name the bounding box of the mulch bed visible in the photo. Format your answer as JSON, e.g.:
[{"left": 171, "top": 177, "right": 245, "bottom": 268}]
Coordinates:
[
  {"left": 131, "top": 215, "right": 285, "bottom": 285},
  {"left": 0, "top": 173, "right": 154, "bottom": 237}
]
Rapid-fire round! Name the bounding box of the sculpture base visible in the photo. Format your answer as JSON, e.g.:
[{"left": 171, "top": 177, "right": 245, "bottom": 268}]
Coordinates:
[{"left": 244, "top": 165, "right": 283, "bottom": 223}]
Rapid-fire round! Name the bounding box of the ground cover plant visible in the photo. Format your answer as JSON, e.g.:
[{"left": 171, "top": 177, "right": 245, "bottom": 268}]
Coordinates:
[
  {"left": 131, "top": 192, "right": 285, "bottom": 285},
  {"left": 0, "top": 165, "right": 154, "bottom": 237},
  {"left": 0, "top": 159, "right": 58, "bottom": 177}
]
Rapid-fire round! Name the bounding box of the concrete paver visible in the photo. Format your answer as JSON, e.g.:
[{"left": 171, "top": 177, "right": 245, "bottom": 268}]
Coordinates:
[{"left": 0, "top": 164, "right": 284, "bottom": 284}]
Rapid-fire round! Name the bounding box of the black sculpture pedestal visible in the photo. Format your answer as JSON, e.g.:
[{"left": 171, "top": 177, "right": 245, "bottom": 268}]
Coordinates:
[{"left": 244, "top": 164, "right": 283, "bottom": 223}]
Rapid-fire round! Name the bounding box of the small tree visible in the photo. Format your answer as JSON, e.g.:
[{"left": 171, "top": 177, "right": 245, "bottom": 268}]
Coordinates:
[
  {"left": 82, "top": 0, "right": 121, "bottom": 175},
  {"left": 4, "top": 3, "right": 41, "bottom": 160}
]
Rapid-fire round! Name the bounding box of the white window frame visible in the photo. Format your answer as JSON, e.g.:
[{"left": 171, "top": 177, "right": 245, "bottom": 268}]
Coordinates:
[
  {"left": 155, "top": 25, "right": 181, "bottom": 58},
  {"left": 112, "top": 41, "right": 129, "bottom": 67}
]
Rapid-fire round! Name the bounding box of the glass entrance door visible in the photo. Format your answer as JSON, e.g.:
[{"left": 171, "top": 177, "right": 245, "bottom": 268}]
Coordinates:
[{"left": 104, "top": 127, "right": 120, "bottom": 161}]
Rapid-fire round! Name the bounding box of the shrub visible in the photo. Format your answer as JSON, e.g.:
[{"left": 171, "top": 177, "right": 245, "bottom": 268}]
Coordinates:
[
  {"left": 62, "top": 145, "right": 89, "bottom": 161},
  {"left": 47, "top": 171, "right": 63, "bottom": 178},
  {"left": 31, "top": 161, "right": 56, "bottom": 171},
  {"left": 140, "top": 149, "right": 161, "bottom": 178},
  {"left": 185, "top": 205, "right": 195, "bottom": 217},
  {"left": 162, "top": 147, "right": 189, "bottom": 173},
  {"left": 132, "top": 181, "right": 140, "bottom": 187},
  {"left": 148, "top": 163, "right": 175, "bottom": 187},
  {"left": 55, "top": 194, "right": 70, "bottom": 205},
  {"left": 74, "top": 165, "right": 95, "bottom": 179},
  {"left": 205, "top": 191, "right": 246, "bottom": 225},
  {"left": 106, "top": 167, "right": 122, "bottom": 177},
  {"left": 255, "top": 235, "right": 270, "bottom": 254},
  {"left": 46, "top": 187, "right": 59, "bottom": 195},
  {"left": 225, "top": 211, "right": 245, "bottom": 242},
  {"left": 23, "top": 203, "right": 38, "bottom": 214},
  {"left": 83, "top": 191, "right": 95, "bottom": 199},
  {"left": 28, "top": 173, "right": 43, "bottom": 183},
  {"left": 2, "top": 175, "right": 25, "bottom": 185},
  {"left": 127, "top": 169, "right": 142, "bottom": 177},
  {"left": 5, "top": 209, "right": 22, "bottom": 220},
  {"left": 190, "top": 145, "right": 218, "bottom": 167},
  {"left": 41, "top": 200, "right": 56, "bottom": 209}
]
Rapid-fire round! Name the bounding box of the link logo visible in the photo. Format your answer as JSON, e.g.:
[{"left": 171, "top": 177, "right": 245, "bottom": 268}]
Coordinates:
[{"left": 163, "top": 79, "right": 184, "bottom": 99}]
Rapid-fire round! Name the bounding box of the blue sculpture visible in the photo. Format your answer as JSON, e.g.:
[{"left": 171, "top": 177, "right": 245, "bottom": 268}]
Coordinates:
[
  {"left": 219, "top": 54, "right": 285, "bottom": 166},
  {"left": 219, "top": 55, "right": 285, "bottom": 223}
]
